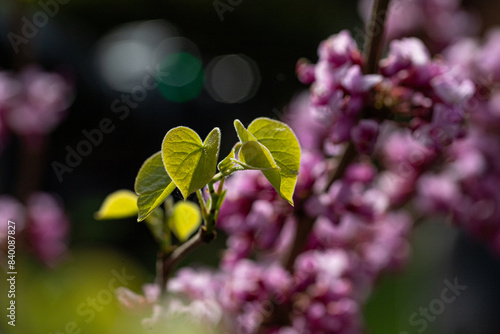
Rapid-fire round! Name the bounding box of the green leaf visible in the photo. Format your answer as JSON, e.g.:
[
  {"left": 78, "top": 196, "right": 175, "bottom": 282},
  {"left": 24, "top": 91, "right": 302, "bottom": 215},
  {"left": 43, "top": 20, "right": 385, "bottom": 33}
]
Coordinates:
[
  {"left": 95, "top": 190, "right": 138, "bottom": 220},
  {"left": 234, "top": 118, "right": 301, "bottom": 206},
  {"left": 248, "top": 118, "right": 301, "bottom": 205},
  {"left": 168, "top": 201, "right": 202, "bottom": 242},
  {"left": 236, "top": 141, "right": 280, "bottom": 171},
  {"left": 135, "top": 151, "right": 177, "bottom": 222},
  {"left": 162, "top": 127, "right": 221, "bottom": 200}
]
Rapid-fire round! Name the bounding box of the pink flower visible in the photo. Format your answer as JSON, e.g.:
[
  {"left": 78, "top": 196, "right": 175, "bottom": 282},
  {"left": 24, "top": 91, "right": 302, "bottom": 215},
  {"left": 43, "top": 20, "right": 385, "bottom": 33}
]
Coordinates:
[{"left": 1, "top": 66, "right": 73, "bottom": 147}]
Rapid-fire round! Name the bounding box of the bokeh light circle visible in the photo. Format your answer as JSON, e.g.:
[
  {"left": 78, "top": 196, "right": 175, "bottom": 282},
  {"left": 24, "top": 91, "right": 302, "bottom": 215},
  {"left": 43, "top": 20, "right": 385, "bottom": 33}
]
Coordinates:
[
  {"left": 156, "top": 52, "right": 204, "bottom": 103},
  {"left": 95, "top": 21, "right": 205, "bottom": 103},
  {"left": 205, "top": 54, "right": 261, "bottom": 104},
  {"left": 95, "top": 20, "right": 178, "bottom": 92}
]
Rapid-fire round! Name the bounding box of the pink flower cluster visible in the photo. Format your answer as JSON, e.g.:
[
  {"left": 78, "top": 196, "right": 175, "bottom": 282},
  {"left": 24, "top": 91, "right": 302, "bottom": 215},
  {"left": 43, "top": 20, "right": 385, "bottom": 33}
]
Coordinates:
[
  {"left": 297, "top": 30, "right": 474, "bottom": 153},
  {"left": 0, "top": 66, "right": 72, "bottom": 149},
  {"left": 296, "top": 31, "right": 382, "bottom": 154}
]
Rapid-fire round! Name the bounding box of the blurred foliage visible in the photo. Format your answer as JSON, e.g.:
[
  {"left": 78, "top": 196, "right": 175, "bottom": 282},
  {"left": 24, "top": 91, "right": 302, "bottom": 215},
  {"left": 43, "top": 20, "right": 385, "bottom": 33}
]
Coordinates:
[{"left": 0, "top": 248, "right": 150, "bottom": 333}]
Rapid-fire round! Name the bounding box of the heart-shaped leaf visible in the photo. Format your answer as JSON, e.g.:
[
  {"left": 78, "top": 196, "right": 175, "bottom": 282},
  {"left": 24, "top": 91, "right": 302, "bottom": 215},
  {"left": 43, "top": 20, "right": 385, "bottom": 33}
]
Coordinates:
[
  {"left": 135, "top": 151, "right": 176, "bottom": 222},
  {"left": 162, "top": 127, "right": 221, "bottom": 200},
  {"left": 168, "top": 201, "right": 202, "bottom": 242},
  {"left": 248, "top": 118, "right": 301, "bottom": 205},
  {"left": 234, "top": 118, "right": 301, "bottom": 205},
  {"left": 95, "top": 190, "right": 138, "bottom": 220}
]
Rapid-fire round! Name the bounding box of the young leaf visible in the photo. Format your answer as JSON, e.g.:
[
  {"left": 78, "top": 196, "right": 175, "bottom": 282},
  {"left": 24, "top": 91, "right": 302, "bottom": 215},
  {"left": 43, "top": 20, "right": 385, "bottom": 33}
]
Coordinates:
[
  {"left": 162, "top": 127, "right": 221, "bottom": 200},
  {"left": 236, "top": 141, "right": 280, "bottom": 171},
  {"left": 95, "top": 190, "right": 138, "bottom": 220},
  {"left": 248, "top": 118, "right": 301, "bottom": 205},
  {"left": 168, "top": 201, "right": 202, "bottom": 242},
  {"left": 135, "top": 151, "right": 177, "bottom": 222},
  {"left": 234, "top": 118, "right": 301, "bottom": 205}
]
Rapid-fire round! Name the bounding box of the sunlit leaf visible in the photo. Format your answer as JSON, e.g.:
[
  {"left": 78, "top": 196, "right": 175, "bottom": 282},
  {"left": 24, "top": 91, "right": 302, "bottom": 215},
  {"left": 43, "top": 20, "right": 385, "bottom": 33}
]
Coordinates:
[
  {"left": 234, "top": 118, "right": 301, "bottom": 205},
  {"left": 168, "top": 201, "right": 201, "bottom": 242},
  {"left": 249, "top": 118, "right": 301, "bottom": 205},
  {"left": 135, "top": 151, "right": 176, "bottom": 222},
  {"left": 95, "top": 190, "right": 138, "bottom": 220},
  {"left": 162, "top": 127, "right": 221, "bottom": 199}
]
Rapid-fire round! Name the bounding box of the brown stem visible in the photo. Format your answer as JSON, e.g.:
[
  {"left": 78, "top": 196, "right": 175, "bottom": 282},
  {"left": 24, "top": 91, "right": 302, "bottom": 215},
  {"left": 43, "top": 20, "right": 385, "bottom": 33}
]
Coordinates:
[
  {"left": 362, "top": 0, "right": 391, "bottom": 75},
  {"left": 157, "top": 227, "right": 216, "bottom": 297},
  {"left": 325, "top": 142, "right": 358, "bottom": 190},
  {"left": 156, "top": 177, "right": 223, "bottom": 297},
  {"left": 322, "top": 0, "right": 390, "bottom": 193},
  {"left": 284, "top": 208, "right": 315, "bottom": 272}
]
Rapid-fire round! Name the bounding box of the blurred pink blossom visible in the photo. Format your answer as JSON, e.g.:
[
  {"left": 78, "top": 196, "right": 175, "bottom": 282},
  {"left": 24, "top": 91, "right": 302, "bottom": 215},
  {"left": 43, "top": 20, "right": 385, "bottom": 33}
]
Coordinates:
[{"left": 26, "top": 192, "right": 70, "bottom": 267}]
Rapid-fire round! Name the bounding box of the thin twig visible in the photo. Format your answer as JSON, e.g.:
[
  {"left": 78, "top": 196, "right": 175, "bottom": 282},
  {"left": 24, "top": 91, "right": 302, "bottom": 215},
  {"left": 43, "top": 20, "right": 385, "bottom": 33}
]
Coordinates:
[
  {"left": 362, "top": 0, "right": 391, "bottom": 75},
  {"left": 157, "top": 227, "right": 215, "bottom": 297},
  {"left": 156, "top": 179, "right": 222, "bottom": 297},
  {"left": 284, "top": 206, "right": 314, "bottom": 272},
  {"left": 325, "top": 141, "right": 358, "bottom": 190}
]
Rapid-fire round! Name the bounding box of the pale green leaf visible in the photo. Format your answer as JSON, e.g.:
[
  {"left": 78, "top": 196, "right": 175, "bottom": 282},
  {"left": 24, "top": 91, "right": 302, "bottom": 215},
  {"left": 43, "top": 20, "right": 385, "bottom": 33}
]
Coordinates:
[
  {"left": 168, "top": 201, "right": 202, "bottom": 242},
  {"left": 162, "top": 127, "right": 221, "bottom": 200},
  {"left": 248, "top": 118, "right": 301, "bottom": 205},
  {"left": 233, "top": 118, "right": 301, "bottom": 205},
  {"left": 135, "top": 151, "right": 176, "bottom": 222},
  {"left": 95, "top": 190, "right": 138, "bottom": 220}
]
